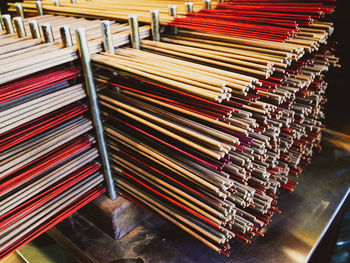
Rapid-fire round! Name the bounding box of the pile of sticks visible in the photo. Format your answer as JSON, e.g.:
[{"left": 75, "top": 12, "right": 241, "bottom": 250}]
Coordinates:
[
  {"left": 0, "top": 64, "right": 105, "bottom": 260},
  {"left": 0, "top": 14, "right": 150, "bottom": 259},
  {"left": 8, "top": 0, "right": 218, "bottom": 24},
  {"left": 0, "top": 14, "right": 149, "bottom": 84},
  {"left": 170, "top": 0, "right": 336, "bottom": 42},
  {"left": 1, "top": 0, "right": 340, "bottom": 257},
  {"left": 89, "top": 1, "right": 338, "bottom": 256}
]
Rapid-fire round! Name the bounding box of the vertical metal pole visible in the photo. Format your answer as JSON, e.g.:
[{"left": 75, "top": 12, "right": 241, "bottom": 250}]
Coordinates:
[
  {"left": 100, "top": 21, "right": 115, "bottom": 54},
  {"left": 218, "top": 0, "right": 224, "bottom": 3},
  {"left": 185, "top": 2, "right": 193, "bottom": 13},
  {"left": 168, "top": 5, "right": 178, "bottom": 34},
  {"left": 53, "top": 0, "right": 60, "bottom": 7},
  {"left": 41, "top": 24, "right": 54, "bottom": 43},
  {"left": 128, "top": 15, "right": 140, "bottom": 50},
  {"left": 204, "top": 0, "right": 211, "bottom": 10},
  {"left": 60, "top": 26, "right": 73, "bottom": 47},
  {"left": 29, "top": 20, "right": 41, "bottom": 39},
  {"left": 15, "top": 3, "right": 25, "bottom": 19},
  {"left": 75, "top": 28, "right": 117, "bottom": 200},
  {"left": 150, "top": 10, "right": 160, "bottom": 42},
  {"left": 36, "top": 1, "right": 44, "bottom": 16},
  {"left": 2, "top": 15, "right": 14, "bottom": 34},
  {"left": 13, "top": 17, "right": 27, "bottom": 38}
]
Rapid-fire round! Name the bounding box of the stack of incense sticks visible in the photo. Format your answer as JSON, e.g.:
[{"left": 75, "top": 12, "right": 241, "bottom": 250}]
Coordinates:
[
  {"left": 88, "top": 1, "right": 338, "bottom": 256},
  {"left": 93, "top": 50, "right": 282, "bottom": 256},
  {"left": 0, "top": 13, "right": 151, "bottom": 260},
  {"left": 8, "top": 0, "right": 220, "bottom": 24},
  {"left": 2, "top": 0, "right": 340, "bottom": 257},
  {"left": 0, "top": 65, "right": 105, "bottom": 260},
  {"left": 0, "top": 14, "right": 150, "bottom": 84},
  {"left": 169, "top": 0, "right": 337, "bottom": 42}
]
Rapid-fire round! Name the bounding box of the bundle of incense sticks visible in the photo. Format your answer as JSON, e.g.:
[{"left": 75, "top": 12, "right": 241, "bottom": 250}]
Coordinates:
[
  {"left": 0, "top": 13, "right": 149, "bottom": 84},
  {"left": 88, "top": 2, "right": 338, "bottom": 255},
  {"left": 9, "top": 0, "right": 219, "bottom": 24},
  {"left": 0, "top": 13, "right": 148, "bottom": 260},
  {"left": 169, "top": 0, "right": 336, "bottom": 42},
  {"left": 0, "top": 64, "right": 106, "bottom": 260},
  {"left": 2, "top": 0, "right": 339, "bottom": 257},
  {"left": 0, "top": 12, "right": 152, "bottom": 259}
]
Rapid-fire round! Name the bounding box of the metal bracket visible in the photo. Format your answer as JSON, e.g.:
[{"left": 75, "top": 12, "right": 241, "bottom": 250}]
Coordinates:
[
  {"left": 185, "top": 2, "right": 194, "bottom": 13},
  {"left": 150, "top": 10, "right": 160, "bottom": 42},
  {"left": 0, "top": 12, "right": 3, "bottom": 31},
  {"left": 36, "top": 1, "right": 44, "bottom": 16},
  {"left": 2, "top": 14, "right": 14, "bottom": 34},
  {"left": 41, "top": 24, "right": 55, "bottom": 43},
  {"left": 29, "top": 20, "right": 41, "bottom": 39},
  {"left": 168, "top": 5, "right": 178, "bottom": 34},
  {"left": 128, "top": 15, "right": 140, "bottom": 50},
  {"left": 13, "top": 17, "right": 27, "bottom": 38},
  {"left": 100, "top": 21, "right": 115, "bottom": 54},
  {"left": 168, "top": 5, "right": 177, "bottom": 17},
  {"left": 204, "top": 0, "right": 211, "bottom": 10},
  {"left": 14, "top": 3, "right": 24, "bottom": 19},
  {"left": 53, "top": 0, "right": 60, "bottom": 7},
  {"left": 60, "top": 26, "right": 73, "bottom": 47}
]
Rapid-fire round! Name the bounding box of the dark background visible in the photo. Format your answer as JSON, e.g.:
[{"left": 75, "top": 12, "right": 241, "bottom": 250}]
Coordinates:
[
  {"left": 1, "top": 0, "right": 350, "bottom": 133},
  {"left": 322, "top": 0, "right": 350, "bottom": 134}
]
